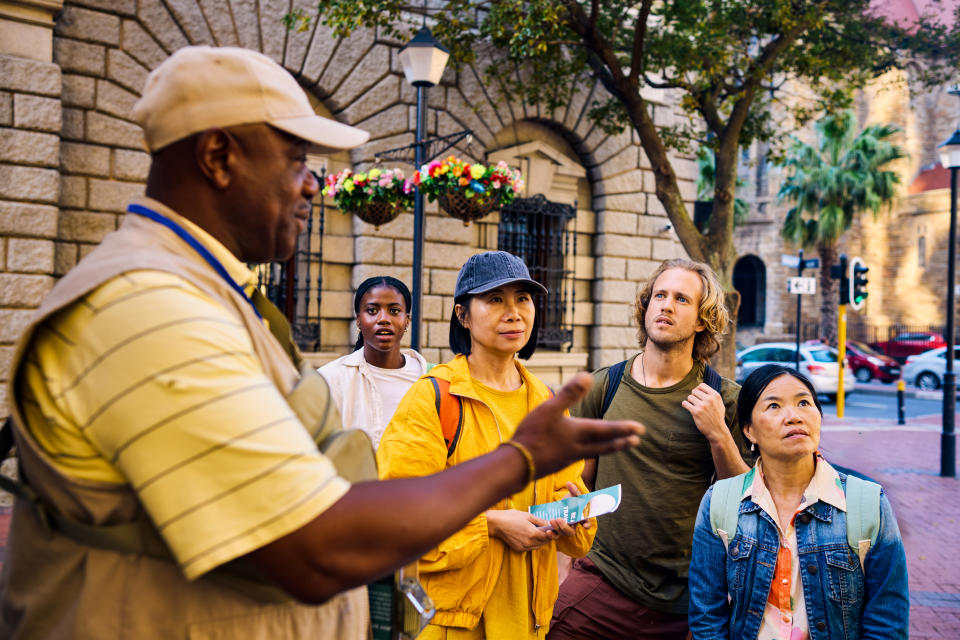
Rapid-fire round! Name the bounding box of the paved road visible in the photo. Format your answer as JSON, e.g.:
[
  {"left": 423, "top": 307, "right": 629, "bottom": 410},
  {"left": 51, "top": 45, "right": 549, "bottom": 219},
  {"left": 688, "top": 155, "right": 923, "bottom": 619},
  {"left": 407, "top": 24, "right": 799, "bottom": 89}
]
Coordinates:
[
  {"left": 833, "top": 392, "right": 945, "bottom": 422},
  {"left": 820, "top": 417, "right": 960, "bottom": 637},
  {"left": 818, "top": 380, "right": 955, "bottom": 423}
]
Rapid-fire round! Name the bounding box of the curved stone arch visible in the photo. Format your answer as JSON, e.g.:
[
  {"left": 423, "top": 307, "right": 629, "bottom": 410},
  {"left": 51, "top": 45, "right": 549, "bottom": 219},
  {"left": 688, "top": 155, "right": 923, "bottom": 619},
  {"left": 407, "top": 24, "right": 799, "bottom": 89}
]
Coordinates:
[
  {"left": 733, "top": 254, "right": 766, "bottom": 328},
  {"left": 87, "top": 2, "right": 372, "bottom": 160},
  {"left": 485, "top": 119, "right": 591, "bottom": 207}
]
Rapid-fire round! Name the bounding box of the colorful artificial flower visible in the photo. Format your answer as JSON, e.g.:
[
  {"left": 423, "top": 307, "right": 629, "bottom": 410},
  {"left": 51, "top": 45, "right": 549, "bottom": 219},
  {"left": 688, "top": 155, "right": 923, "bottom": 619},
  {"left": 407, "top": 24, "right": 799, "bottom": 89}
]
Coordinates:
[
  {"left": 321, "top": 166, "right": 414, "bottom": 215},
  {"left": 414, "top": 155, "right": 523, "bottom": 209}
]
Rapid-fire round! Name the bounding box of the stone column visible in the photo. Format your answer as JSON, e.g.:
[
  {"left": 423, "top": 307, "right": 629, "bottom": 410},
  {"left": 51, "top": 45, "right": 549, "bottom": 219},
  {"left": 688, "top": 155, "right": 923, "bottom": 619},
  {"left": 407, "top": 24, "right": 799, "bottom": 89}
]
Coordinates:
[{"left": 0, "top": 0, "right": 63, "bottom": 417}]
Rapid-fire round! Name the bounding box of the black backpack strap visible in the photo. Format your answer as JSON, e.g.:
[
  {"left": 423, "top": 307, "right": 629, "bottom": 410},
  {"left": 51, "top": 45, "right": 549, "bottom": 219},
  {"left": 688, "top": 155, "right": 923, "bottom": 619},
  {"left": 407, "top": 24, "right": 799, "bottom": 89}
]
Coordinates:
[
  {"left": 0, "top": 416, "right": 30, "bottom": 507},
  {"left": 0, "top": 416, "right": 14, "bottom": 462},
  {"left": 704, "top": 364, "right": 722, "bottom": 393},
  {"left": 601, "top": 360, "right": 628, "bottom": 417}
]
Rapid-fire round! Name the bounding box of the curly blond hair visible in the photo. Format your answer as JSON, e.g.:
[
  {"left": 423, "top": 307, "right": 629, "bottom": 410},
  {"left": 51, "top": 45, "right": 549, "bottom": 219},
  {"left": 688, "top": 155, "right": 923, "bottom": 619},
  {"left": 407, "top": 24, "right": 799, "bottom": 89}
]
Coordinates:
[{"left": 633, "top": 259, "right": 730, "bottom": 363}]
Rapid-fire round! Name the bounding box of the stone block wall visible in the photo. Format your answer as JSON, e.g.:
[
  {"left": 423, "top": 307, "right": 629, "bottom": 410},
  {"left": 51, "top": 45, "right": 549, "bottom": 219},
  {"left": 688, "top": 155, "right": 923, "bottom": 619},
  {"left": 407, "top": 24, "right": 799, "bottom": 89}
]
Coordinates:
[
  {"left": 0, "top": 0, "right": 701, "bottom": 398},
  {"left": 0, "top": 1, "right": 64, "bottom": 417}
]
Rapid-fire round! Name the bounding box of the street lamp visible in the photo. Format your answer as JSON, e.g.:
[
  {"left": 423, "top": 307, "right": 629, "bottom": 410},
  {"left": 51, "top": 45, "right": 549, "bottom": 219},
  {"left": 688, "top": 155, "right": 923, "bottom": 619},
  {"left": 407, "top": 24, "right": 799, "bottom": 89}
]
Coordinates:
[
  {"left": 937, "top": 92, "right": 960, "bottom": 478},
  {"left": 398, "top": 27, "right": 449, "bottom": 351}
]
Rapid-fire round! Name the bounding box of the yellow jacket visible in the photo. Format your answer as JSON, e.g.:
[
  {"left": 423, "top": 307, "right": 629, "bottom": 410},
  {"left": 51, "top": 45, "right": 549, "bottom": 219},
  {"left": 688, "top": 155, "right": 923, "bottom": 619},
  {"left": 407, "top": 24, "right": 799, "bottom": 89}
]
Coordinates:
[{"left": 377, "top": 355, "right": 596, "bottom": 632}]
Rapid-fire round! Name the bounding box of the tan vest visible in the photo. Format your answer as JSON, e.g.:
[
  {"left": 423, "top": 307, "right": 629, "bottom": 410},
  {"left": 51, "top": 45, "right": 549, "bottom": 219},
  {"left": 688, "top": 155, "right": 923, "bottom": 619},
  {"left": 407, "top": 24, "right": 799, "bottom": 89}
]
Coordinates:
[{"left": 0, "top": 212, "right": 367, "bottom": 639}]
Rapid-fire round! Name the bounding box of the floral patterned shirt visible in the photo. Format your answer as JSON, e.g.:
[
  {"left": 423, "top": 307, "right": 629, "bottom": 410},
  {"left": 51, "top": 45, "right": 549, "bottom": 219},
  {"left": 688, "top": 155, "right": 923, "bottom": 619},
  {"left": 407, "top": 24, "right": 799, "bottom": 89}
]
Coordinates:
[{"left": 744, "top": 455, "right": 846, "bottom": 640}]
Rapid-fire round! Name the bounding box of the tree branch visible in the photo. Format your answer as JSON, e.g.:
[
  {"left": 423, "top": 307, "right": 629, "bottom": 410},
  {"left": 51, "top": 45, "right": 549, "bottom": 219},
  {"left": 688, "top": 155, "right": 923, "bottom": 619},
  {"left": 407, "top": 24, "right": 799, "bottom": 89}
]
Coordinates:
[
  {"left": 627, "top": 0, "right": 654, "bottom": 85},
  {"left": 642, "top": 72, "right": 683, "bottom": 90},
  {"left": 588, "top": 0, "right": 599, "bottom": 33},
  {"left": 560, "top": 0, "right": 704, "bottom": 263}
]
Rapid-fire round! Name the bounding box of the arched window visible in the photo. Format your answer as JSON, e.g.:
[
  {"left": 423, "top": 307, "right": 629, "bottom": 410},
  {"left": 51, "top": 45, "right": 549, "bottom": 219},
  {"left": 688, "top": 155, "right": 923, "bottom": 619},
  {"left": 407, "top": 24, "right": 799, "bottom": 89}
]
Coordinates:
[{"left": 733, "top": 255, "right": 766, "bottom": 327}]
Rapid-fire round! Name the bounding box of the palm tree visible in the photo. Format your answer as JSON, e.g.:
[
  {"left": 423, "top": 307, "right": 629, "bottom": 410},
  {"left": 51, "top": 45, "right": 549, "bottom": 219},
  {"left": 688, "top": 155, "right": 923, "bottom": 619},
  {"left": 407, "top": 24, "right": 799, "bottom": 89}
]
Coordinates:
[{"left": 778, "top": 110, "right": 906, "bottom": 344}]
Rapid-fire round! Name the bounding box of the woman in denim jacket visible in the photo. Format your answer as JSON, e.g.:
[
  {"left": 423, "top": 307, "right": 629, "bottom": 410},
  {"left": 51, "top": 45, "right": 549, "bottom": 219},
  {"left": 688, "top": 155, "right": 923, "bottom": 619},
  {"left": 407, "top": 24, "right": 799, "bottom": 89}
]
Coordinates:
[{"left": 688, "top": 364, "right": 908, "bottom": 639}]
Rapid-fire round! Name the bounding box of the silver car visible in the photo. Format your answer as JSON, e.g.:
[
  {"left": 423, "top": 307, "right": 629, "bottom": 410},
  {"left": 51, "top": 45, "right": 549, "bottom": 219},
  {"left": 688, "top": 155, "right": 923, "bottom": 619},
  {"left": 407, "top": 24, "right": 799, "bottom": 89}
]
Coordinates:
[
  {"left": 736, "top": 341, "right": 856, "bottom": 402},
  {"left": 902, "top": 346, "right": 960, "bottom": 390}
]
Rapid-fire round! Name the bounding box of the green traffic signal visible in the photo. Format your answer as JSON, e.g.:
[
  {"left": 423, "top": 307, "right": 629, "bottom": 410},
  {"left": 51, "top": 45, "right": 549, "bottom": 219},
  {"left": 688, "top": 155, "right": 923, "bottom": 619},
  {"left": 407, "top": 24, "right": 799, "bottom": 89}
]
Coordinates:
[{"left": 849, "top": 257, "right": 868, "bottom": 310}]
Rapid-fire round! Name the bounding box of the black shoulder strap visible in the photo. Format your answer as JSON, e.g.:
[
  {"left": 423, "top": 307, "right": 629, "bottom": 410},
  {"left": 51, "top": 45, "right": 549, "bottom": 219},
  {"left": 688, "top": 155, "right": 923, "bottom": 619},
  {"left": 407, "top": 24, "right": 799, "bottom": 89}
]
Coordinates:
[
  {"left": 0, "top": 416, "right": 14, "bottom": 461},
  {"left": 704, "top": 364, "right": 722, "bottom": 393},
  {"left": 601, "top": 360, "right": 628, "bottom": 417}
]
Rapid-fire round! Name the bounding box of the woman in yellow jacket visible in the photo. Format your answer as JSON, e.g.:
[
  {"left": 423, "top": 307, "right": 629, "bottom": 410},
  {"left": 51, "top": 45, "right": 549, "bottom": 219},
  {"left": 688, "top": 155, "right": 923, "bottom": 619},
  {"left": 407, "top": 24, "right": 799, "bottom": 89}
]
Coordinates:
[{"left": 378, "top": 251, "right": 596, "bottom": 640}]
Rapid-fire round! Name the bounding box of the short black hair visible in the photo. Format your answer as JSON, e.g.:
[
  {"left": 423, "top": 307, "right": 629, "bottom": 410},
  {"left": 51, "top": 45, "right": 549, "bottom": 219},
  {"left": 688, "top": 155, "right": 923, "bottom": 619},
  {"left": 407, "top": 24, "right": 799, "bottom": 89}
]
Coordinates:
[
  {"left": 354, "top": 276, "right": 412, "bottom": 350},
  {"left": 449, "top": 293, "right": 540, "bottom": 360},
  {"left": 737, "top": 364, "right": 823, "bottom": 427}
]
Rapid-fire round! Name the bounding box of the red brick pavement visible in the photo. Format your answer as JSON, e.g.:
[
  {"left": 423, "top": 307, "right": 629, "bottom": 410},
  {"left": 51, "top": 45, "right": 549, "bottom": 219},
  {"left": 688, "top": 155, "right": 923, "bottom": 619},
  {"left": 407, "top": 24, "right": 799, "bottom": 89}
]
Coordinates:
[
  {"left": 820, "top": 416, "right": 960, "bottom": 638},
  {"left": 0, "top": 418, "right": 956, "bottom": 636}
]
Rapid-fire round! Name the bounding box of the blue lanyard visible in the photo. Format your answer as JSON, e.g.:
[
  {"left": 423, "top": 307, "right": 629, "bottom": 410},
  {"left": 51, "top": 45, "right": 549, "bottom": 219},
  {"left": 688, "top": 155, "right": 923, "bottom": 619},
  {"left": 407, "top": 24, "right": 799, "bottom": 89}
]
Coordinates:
[{"left": 126, "top": 203, "right": 262, "bottom": 319}]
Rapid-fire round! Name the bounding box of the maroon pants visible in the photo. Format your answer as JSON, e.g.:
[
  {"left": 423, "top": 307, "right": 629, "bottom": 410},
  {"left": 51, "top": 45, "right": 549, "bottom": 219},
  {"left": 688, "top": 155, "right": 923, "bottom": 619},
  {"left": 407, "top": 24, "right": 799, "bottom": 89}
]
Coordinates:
[{"left": 547, "top": 557, "right": 689, "bottom": 640}]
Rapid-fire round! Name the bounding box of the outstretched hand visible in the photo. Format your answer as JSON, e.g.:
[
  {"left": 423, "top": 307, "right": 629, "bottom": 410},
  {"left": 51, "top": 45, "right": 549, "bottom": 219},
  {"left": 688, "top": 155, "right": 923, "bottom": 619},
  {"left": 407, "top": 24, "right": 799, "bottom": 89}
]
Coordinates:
[{"left": 512, "top": 372, "right": 644, "bottom": 478}]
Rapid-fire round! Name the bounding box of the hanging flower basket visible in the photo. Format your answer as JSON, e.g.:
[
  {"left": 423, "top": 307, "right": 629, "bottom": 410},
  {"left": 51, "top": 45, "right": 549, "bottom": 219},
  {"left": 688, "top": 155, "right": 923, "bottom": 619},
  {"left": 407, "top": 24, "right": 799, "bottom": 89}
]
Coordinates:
[
  {"left": 415, "top": 156, "right": 524, "bottom": 226},
  {"left": 436, "top": 189, "right": 502, "bottom": 224},
  {"left": 322, "top": 167, "right": 414, "bottom": 230},
  {"left": 355, "top": 200, "right": 405, "bottom": 227}
]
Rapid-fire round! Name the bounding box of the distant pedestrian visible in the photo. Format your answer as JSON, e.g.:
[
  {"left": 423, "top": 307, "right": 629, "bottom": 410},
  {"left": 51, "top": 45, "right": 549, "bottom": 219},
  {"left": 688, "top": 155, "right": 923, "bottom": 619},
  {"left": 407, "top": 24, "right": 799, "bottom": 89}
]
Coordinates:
[
  {"left": 688, "top": 364, "right": 908, "bottom": 639},
  {"left": 319, "top": 276, "right": 429, "bottom": 448}
]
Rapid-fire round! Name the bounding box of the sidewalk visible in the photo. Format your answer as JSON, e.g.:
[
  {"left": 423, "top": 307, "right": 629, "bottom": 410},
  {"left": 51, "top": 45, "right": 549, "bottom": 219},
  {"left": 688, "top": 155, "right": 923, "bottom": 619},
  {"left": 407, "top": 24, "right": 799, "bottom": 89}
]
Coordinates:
[
  {"left": 820, "top": 415, "right": 960, "bottom": 638},
  {"left": 0, "top": 419, "right": 956, "bottom": 636}
]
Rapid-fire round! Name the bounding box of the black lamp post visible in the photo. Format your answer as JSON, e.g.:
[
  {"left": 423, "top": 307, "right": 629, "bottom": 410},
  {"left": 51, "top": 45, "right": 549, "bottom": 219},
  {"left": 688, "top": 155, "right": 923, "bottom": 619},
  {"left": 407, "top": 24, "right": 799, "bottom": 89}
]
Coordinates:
[
  {"left": 398, "top": 27, "right": 450, "bottom": 351},
  {"left": 937, "top": 95, "right": 960, "bottom": 478}
]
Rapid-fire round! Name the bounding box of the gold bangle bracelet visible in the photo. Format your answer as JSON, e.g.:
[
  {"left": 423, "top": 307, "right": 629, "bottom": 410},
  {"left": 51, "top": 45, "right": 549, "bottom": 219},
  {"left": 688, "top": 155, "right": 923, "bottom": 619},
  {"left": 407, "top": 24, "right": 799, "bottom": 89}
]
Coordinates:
[{"left": 501, "top": 440, "right": 536, "bottom": 486}]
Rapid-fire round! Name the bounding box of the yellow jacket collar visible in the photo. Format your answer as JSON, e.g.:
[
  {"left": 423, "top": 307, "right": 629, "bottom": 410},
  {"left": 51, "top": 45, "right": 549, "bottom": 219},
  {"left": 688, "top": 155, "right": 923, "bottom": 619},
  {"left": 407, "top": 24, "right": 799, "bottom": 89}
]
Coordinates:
[{"left": 431, "top": 354, "right": 553, "bottom": 405}]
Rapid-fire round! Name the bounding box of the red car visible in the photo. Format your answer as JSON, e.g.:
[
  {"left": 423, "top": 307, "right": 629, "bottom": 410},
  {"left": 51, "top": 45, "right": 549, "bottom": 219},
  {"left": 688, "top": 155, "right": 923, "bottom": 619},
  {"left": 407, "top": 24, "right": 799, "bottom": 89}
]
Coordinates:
[
  {"left": 846, "top": 340, "right": 901, "bottom": 383},
  {"left": 869, "top": 332, "right": 947, "bottom": 363}
]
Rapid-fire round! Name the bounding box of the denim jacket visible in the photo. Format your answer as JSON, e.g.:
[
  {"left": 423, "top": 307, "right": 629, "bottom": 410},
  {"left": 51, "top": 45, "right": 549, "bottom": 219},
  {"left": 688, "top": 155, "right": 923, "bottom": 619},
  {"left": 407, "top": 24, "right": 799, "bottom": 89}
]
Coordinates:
[{"left": 688, "top": 472, "right": 909, "bottom": 639}]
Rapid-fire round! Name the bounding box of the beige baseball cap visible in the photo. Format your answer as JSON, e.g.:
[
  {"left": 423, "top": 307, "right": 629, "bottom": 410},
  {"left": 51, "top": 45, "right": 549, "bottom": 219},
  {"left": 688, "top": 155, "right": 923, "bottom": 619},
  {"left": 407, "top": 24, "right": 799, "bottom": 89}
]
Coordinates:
[{"left": 131, "top": 46, "right": 369, "bottom": 153}]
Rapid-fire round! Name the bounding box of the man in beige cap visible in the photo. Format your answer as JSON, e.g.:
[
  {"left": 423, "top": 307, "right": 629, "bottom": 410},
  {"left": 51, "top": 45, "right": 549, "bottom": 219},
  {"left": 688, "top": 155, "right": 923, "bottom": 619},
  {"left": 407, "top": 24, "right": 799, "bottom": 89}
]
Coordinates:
[{"left": 0, "top": 46, "right": 642, "bottom": 638}]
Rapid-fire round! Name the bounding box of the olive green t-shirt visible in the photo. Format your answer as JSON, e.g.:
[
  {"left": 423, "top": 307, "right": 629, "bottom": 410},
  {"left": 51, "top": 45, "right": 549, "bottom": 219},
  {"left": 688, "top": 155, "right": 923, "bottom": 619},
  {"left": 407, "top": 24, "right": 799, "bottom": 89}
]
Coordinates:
[{"left": 574, "top": 354, "right": 749, "bottom": 615}]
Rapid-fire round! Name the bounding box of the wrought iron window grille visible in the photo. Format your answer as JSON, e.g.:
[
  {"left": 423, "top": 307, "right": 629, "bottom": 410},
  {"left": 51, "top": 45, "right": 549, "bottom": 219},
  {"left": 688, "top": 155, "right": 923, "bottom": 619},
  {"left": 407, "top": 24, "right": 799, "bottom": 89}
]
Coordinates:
[{"left": 481, "top": 194, "right": 577, "bottom": 351}]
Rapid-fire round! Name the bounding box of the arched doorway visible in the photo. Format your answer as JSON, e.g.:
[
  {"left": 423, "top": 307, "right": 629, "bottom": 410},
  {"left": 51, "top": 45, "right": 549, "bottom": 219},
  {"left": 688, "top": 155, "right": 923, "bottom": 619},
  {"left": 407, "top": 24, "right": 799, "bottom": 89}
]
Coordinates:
[{"left": 734, "top": 255, "right": 766, "bottom": 327}]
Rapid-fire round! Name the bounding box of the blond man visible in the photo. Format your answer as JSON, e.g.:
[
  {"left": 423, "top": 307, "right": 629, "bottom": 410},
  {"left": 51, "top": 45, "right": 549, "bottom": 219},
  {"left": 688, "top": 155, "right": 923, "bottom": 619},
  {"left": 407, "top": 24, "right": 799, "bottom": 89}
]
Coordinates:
[{"left": 548, "top": 259, "right": 751, "bottom": 640}]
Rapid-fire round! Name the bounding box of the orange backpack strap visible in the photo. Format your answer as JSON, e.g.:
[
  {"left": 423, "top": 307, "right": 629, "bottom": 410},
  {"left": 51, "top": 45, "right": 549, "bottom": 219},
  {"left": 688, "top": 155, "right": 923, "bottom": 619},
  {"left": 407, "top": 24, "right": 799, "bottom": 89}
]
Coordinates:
[{"left": 429, "top": 377, "right": 463, "bottom": 457}]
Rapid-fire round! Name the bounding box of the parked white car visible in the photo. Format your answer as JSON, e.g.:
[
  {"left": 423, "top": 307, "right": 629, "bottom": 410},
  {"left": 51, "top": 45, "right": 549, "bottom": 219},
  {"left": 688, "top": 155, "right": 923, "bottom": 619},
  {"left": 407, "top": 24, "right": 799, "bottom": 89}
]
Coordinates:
[
  {"left": 736, "top": 341, "right": 856, "bottom": 401},
  {"left": 902, "top": 346, "right": 960, "bottom": 390}
]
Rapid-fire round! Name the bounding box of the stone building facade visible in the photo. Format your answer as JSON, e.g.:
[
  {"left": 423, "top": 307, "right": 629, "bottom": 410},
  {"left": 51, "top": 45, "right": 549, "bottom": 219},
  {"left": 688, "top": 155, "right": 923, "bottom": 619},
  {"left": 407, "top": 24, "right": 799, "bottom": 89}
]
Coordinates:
[
  {"left": 0, "top": 0, "right": 700, "bottom": 418},
  {"left": 732, "top": 69, "right": 958, "bottom": 347}
]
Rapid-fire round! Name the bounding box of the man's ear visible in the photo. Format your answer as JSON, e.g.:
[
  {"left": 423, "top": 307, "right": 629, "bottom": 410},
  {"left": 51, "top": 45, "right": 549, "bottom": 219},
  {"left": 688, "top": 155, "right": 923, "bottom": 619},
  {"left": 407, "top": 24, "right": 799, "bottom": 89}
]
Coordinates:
[{"left": 194, "top": 128, "right": 235, "bottom": 190}]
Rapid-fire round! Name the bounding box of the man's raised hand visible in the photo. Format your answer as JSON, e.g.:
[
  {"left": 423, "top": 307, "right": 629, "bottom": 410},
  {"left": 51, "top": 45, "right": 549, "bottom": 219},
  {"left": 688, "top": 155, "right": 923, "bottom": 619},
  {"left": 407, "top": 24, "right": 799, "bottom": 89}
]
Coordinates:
[{"left": 512, "top": 371, "right": 644, "bottom": 478}]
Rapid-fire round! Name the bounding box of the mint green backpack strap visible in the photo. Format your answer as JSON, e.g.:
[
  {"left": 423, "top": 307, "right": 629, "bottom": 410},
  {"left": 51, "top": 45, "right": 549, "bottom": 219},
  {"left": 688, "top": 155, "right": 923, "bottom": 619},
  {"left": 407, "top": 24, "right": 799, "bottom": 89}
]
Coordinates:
[
  {"left": 709, "top": 469, "right": 753, "bottom": 550},
  {"left": 844, "top": 475, "right": 882, "bottom": 571}
]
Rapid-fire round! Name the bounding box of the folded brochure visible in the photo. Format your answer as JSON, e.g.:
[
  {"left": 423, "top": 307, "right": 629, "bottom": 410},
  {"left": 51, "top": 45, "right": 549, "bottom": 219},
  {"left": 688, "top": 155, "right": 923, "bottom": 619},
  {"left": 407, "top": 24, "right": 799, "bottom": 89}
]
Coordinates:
[{"left": 528, "top": 484, "right": 621, "bottom": 524}]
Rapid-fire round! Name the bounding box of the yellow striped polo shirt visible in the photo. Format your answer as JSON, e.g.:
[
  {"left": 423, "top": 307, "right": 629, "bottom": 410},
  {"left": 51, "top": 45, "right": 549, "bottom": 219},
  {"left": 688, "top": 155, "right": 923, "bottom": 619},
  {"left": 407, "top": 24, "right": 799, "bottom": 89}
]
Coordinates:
[{"left": 16, "top": 206, "right": 349, "bottom": 580}]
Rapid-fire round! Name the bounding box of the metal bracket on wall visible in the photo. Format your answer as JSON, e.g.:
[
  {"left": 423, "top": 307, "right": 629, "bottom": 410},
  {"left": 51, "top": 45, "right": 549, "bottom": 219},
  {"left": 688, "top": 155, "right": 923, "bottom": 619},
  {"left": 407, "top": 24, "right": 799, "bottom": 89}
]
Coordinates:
[{"left": 374, "top": 129, "right": 473, "bottom": 166}]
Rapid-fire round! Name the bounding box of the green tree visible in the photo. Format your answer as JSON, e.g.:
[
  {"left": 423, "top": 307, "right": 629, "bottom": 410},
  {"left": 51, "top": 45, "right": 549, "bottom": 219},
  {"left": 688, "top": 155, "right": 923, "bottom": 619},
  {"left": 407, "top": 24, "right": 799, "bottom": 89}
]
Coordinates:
[
  {"left": 778, "top": 110, "right": 906, "bottom": 344},
  {"left": 288, "top": 0, "right": 947, "bottom": 370},
  {"left": 695, "top": 148, "right": 748, "bottom": 229}
]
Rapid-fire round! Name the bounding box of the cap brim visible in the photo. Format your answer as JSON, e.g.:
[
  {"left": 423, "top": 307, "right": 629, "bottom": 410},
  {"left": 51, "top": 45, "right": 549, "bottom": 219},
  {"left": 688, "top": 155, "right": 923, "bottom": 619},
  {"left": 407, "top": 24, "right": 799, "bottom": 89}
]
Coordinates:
[
  {"left": 467, "top": 277, "right": 548, "bottom": 296},
  {"left": 271, "top": 114, "right": 370, "bottom": 153}
]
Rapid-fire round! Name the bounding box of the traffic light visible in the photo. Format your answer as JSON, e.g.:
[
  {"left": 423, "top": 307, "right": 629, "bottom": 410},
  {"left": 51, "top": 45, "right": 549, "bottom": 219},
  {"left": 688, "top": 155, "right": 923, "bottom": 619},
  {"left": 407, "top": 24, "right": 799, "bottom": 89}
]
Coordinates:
[
  {"left": 830, "top": 254, "right": 850, "bottom": 305},
  {"left": 849, "top": 257, "right": 868, "bottom": 311}
]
